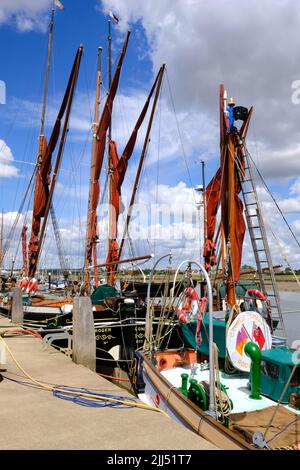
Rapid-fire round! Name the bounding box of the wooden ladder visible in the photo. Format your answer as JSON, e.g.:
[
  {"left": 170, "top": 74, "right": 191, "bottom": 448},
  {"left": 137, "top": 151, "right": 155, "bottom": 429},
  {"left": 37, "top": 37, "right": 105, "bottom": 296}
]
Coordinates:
[{"left": 239, "top": 146, "right": 286, "bottom": 343}]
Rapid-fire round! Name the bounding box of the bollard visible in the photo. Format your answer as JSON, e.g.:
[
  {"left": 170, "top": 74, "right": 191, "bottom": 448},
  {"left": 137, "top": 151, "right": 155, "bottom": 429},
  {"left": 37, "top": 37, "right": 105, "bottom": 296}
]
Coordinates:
[
  {"left": 72, "top": 296, "right": 96, "bottom": 371},
  {"left": 0, "top": 342, "right": 6, "bottom": 371},
  {"left": 11, "top": 287, "right": 23, "bottom": 324}
]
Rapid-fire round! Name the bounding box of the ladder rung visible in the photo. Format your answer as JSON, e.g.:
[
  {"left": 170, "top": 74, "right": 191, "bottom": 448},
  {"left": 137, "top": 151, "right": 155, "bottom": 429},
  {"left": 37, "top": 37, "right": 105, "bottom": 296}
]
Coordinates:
[{"left": 245, "top": 203, "right": 257, "bottom": 207}]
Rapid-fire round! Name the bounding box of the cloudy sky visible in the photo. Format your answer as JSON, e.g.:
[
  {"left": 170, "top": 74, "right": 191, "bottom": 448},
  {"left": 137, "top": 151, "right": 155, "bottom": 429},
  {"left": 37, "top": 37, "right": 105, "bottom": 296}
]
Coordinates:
[{"left": 1, "top": 0, "right": 300, "bottom": 272}]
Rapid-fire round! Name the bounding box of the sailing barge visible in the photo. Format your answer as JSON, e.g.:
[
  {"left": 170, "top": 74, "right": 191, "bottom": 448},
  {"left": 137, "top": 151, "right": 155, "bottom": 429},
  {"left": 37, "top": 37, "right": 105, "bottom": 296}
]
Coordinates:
[{"left": 132, "top": 85, "right": 300, "bottom": 450}]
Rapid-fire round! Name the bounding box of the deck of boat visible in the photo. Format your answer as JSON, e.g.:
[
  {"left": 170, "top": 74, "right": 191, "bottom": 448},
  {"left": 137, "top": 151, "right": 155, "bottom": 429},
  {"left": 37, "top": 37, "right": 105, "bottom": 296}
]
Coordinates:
[{"left": 0, "top": 315, "right": 218, "bottom": 450}]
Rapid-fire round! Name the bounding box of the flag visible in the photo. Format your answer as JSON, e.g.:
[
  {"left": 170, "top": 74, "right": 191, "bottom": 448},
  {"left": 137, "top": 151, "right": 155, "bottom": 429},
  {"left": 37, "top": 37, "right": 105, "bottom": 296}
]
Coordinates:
[
  {"left": 253, "top": 323, "right": 265, "bottom": 350},
  {"left": 109, "top": 10, "right": 119, "bottom": 24},
  {"left": 54, "top": 0, "right": 64, "bottom": 10},
  {"left": 236, "top": 325, "right": 249, "bottom": 356}
]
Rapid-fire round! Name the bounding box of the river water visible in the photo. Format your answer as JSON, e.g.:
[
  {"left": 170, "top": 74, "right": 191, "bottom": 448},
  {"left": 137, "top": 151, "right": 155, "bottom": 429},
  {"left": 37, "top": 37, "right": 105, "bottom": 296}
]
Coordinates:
[{"left": 279, "top": 291, "right": 300, "bottom": 346}]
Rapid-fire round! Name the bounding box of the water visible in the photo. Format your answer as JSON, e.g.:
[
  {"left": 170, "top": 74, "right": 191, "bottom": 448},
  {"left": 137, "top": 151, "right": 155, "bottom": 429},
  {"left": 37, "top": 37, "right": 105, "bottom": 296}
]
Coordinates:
[{"left": 279, "top": 291, "right": 300, "bottom": 346}]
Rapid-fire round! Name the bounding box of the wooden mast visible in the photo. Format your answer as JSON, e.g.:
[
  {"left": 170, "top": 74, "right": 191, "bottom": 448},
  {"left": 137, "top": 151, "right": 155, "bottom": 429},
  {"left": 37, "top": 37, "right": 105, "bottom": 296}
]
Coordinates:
[
  {"left": 107, "top": 19, "right": 114, "bottom": 284},
  {"left": 0, "top": 209, "right": 3, "bottom": 276},
  {"left": 83, "top": 31, "right": 131, "bottom": 289},
  {"left": 32, "top": 46, "right": 83, "bottom": 275},
  {"left": 201, "top": 160, "right": 207, "bottom": 265},
  {"left": 226, "top": 131, "right": 237, "bottom": 306},
  {"left": 27, "top": 8, "right": 54, "bottom": 278},
  {"left": 40, "top": 8, "right": 55, "bottom": 136},
  {"left": 116, "top": 65, "right": 165, "bottom": 266},
  {"left": 84, "top": 46, "right": 102, "bottom": 288}
]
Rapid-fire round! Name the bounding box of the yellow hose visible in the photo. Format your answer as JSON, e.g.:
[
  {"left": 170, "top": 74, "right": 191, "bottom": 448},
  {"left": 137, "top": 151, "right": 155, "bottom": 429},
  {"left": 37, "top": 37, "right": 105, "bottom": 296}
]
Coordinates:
[{"left": 0, "top": 335, "right": 168, "bottom": 417}]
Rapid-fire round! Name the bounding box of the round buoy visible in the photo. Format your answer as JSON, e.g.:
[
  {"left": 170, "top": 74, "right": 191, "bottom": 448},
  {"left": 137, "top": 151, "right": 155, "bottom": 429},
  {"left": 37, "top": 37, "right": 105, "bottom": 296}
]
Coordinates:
[{"left": 226, "top": 311, "right": 271, "bottom": 372}]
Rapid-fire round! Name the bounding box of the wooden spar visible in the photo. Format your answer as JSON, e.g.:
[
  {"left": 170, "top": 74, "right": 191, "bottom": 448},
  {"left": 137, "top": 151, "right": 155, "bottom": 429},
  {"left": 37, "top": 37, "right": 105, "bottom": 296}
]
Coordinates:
[
  {"left": 0, "top": 210, "right": 3, "bottom": 274},
  {"left": 84, "top": 32, "right": 130, "bottom": 289},
  {"left": 40, "top": 9, "right": 55, "bottom": 136},
  {"left": 92, "top": 254, "right": 153, "bottom": 270},
  {"left": 240, "top": 106, "right": 253, "bottom": 140},
  {"left": 85, "top": 46, "right": 102, "bottom": 288},
  {"left": 21, "top": 225, "right": 28, "bottom": 276},
  {"left": 34, "top": 46, "right": 83, "bottom": 273},
  {"left": 227, "top": 132, "right": 237, "bottom": 306},
  {"left": 114, "top": 65, "right": 165, "bottom": 268},
  {"left": 27, "top": 9, "right": 54, "bottom": 277},
  {"left": 219, "top": 85, "right": 228, "bottom": 280},
  {"left": 108, "top": 20, "right": 112, "bottom": 140},
  {"left": 202, "top": 160, "right": 207, "bottom": 263},
  {"left": 107, "top": 19, "right": 113, "bottom": 283}
]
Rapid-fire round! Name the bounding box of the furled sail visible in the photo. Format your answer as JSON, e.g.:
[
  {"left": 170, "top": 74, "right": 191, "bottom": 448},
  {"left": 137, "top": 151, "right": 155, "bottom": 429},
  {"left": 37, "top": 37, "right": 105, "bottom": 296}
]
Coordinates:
[
  {"left": 106, "top": 70, "right": 161, "bottom": 283},
  {"left": 21, "top": 224, "right": 28, "bottom": 276},
  {"left": 28, "top": 47, "right": 82, "bottom": 278},
  {"left": 203, "top": 168, "right": 221, "bottom": 270},
  {"left": 203, "top": 84, "right": 246, "bottom": 283},
  {"left": 85, "top": 32, "right": 131, "bottom": 276}
]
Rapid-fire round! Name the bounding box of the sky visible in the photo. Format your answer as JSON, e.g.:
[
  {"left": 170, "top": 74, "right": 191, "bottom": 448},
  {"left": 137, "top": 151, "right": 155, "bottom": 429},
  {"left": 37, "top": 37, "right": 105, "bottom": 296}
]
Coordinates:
[{"left": 1, "top": 0, "right": 300, "bottom": 273}]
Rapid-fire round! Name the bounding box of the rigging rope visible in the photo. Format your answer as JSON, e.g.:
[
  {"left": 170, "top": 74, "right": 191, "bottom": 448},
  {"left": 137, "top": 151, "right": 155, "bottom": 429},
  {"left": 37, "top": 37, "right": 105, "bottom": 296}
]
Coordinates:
[{"left": 244, "top": 142, "right": 300, "bottom": 251}]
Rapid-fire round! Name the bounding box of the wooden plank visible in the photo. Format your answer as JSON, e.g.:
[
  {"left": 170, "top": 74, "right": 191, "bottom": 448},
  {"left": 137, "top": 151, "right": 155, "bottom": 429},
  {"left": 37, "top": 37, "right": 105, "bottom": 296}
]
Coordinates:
[
  {"left": 72, "top": 296, "right": 96, "bottom": 371},
  {"left": 11, "top": 287, "right": 23, "bottom": 325}
]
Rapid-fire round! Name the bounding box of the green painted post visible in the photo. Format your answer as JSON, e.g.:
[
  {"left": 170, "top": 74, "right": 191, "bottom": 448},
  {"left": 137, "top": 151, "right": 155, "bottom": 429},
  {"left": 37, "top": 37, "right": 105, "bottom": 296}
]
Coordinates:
[
  {"left": 180, "top": 373, "right": 189, "bottom": 396},
  {"left": 245, "top": 342, "right": 262, "bottom": 400}
]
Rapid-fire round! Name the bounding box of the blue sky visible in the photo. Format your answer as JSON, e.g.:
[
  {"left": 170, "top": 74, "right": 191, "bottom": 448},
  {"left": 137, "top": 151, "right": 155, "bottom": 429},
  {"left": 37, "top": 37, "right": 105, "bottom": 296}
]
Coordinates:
[{"left": 1, "top": 0, "right": 300, "bottom": 271}]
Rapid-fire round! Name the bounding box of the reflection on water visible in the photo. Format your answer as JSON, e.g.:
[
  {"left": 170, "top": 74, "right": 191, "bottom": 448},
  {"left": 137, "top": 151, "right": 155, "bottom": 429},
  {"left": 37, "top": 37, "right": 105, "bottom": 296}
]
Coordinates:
[{"left": 279, "top": 291, "right": 300, "bottom": 346}]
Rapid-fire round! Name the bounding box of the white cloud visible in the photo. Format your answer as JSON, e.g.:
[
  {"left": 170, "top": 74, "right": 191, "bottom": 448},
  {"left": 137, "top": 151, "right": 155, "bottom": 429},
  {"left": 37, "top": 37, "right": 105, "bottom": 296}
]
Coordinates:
[
  {"left": 0, "top": 139, "right": 19, "bottom": 177},
  {"left": 100, "top": 0, "right": 300, "bottom": 179},
  {"left": 0, "top": 0, "right": 51, "bottom": 32}
]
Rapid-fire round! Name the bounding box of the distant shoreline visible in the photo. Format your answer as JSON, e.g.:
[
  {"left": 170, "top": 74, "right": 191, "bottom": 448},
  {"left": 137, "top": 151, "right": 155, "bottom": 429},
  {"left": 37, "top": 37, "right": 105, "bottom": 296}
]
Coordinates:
[{"left": 276, "top": 281, "right": 300, "bottom": 293}]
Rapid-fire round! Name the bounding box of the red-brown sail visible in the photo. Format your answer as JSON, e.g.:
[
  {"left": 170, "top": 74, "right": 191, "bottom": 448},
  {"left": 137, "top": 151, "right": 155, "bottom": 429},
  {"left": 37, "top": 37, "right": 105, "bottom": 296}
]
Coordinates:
[
  {"left": 106, "top": 71, "right": 162, "bottom": 284},
  {"left": 85, "top": 32, "right": 131, "bottom": 280},
  {"left": 203, "top": 85, "right": 247, "bottom": 289},
  {"left": 203, "top": 168, "right": 221, "bottom": 270},
  {"left": 21, "top": 224, "right": 28, "bottom": 276},
  {"left": 28, "top": 47, "right": 82, "bottom": 278}
]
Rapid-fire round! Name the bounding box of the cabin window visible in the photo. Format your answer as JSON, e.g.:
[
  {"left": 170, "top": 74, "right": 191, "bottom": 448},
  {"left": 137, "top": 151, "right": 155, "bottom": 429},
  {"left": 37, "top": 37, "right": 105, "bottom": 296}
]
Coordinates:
[
  {"left": 290, "top": 367, "right": 300, "bottom": 387},
  {"left": 261, "top": 361, "right": 279, "bottom": 380}
]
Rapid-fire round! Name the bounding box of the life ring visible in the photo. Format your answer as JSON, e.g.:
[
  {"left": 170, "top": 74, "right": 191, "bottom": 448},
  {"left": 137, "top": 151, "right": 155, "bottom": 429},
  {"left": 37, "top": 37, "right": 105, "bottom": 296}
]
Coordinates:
[
  {"left": 176, "top": 287, "right": 200, "bottom": 323},
  {"left": 246, "top": 289, "right": 266, "bottom": 301},
  {"left": 19, "top": 277, "right": 29, "bottom": 292},
  {"left": 27, "top": 278, "right": 38, "bottom": 294},
  {"left": 244, "top": 289, "right": 273, "bottom": 332}
]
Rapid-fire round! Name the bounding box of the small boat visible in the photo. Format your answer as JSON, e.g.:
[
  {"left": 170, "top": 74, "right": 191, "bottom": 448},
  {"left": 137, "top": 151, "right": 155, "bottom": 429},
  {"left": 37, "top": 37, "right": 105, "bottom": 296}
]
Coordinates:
[{"left": 132, "top": 85, "right": 300, "bottom": 450}]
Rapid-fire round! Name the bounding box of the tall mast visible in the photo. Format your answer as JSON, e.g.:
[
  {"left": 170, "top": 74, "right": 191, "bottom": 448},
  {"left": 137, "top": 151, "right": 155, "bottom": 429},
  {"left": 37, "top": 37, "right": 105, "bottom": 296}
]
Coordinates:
[
  {"left": 116, "top": 65, "right": 165, "bottom": 265},
  {"left": 40, "top": 8, "right": 55, "bottom": 136},
  {"left": 201, "top": 160, "right": 206, "bottom": 265},
  {"left": 83, "top": 31, "right": 131, "bottom": 289},
  {"left": 93, "top": 47, "right": 102, "bottom": 288},
  {"left": 84, "top": 46, "right": 102, "bottom": 288},
  {"left": 28, "top": 8, "right": 54, "bottom": 277},
  {"left": 28, "top": 46, "right": 83, "bottom": 278},
  {"left": 107, "top": 19, "right": 114, "bottom": 283},
  {"left": 226, "top": 131, "right": 237, "bottom": 306},
  {"left": 34, "top": 46, "right": 83, "bottom": 272},
  {"left": 108, "top": 20, "right": 112, "bottom": 138},
  {"left": 0, "top": 209, "right": 3, "bottom": 275}
]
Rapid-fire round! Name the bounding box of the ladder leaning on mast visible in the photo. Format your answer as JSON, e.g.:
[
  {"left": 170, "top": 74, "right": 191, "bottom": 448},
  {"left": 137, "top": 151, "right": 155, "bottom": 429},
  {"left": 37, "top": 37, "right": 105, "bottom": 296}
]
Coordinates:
[{"left": 237, "top": 142, "right": 286, "bottom": 343}]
